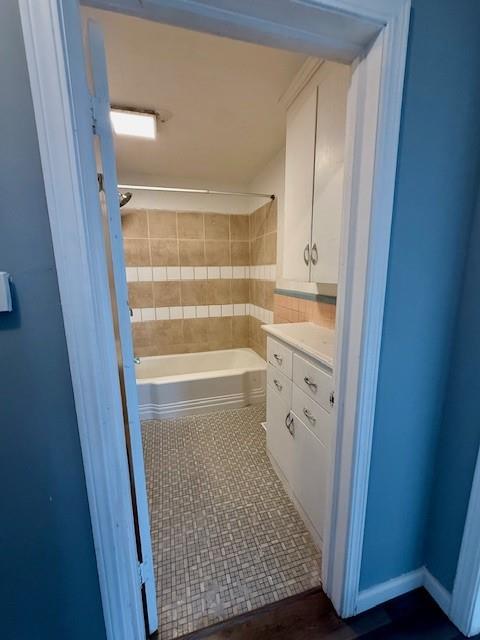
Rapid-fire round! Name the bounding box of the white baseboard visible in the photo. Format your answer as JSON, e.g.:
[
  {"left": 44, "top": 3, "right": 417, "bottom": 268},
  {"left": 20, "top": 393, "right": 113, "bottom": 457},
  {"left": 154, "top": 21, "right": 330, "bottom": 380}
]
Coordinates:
[
  {"left": 424, "top": 569, "right": 452, "bottom": 614},
  {"left": 356, "top": 568, "right": 424, "bottom": 614},
  {"left": 356, "top": 567, "right": 452, "bottom": 617}
]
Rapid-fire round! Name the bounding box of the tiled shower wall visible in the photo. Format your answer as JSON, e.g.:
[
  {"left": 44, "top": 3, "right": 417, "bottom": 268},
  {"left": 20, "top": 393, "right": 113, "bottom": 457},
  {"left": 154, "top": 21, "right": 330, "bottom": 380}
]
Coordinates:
[{"left": 122, "top": 202, "right": 277, "bottom": 359}]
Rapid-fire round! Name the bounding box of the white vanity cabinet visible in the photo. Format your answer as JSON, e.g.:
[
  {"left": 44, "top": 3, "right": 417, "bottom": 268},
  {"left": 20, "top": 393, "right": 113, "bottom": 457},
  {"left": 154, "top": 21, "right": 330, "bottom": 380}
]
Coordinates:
[
  {"left": 283, "top": 62, "right": 350, "bottom": 285},
  {"left": 264, "top": 326, "right": 334, "bottom": 549}
]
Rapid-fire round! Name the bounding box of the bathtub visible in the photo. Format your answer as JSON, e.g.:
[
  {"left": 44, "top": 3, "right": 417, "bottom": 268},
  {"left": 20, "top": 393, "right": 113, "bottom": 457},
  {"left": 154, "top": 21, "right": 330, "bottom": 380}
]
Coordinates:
[{"left": 135, "top": 348, "right": 266, "bottom": 420}]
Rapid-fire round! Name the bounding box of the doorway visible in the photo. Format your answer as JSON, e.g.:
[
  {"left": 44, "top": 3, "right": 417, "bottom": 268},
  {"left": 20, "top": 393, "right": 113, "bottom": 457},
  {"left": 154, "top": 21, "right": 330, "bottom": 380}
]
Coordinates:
[{"left": 18, "top": 1, "right": 411, "bottom": 639}]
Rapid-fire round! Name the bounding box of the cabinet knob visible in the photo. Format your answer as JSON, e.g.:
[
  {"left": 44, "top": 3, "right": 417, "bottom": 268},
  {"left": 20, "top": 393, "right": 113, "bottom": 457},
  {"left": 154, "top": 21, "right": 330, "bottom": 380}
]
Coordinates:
[
  {"left": 303, "top": 243, "right": 310, "bottom": 266},
  {"left": 311, "top": 243, "right": 318, "bottom": 265}
]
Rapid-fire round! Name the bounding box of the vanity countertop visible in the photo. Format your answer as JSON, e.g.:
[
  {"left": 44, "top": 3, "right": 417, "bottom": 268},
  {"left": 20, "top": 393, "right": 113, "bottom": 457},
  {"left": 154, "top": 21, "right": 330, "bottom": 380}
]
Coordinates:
[{"left": 262, "top": 322, "right": 335, "bottom": 369}]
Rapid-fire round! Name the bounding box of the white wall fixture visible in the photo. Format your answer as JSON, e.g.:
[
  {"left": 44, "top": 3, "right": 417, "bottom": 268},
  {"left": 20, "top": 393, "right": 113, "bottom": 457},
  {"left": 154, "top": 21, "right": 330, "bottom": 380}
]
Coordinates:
[
  {"left": 0, "top": 272, "right": 12, "bottom": 312},
  {"left": 110, "top": 108, "right": 157, "bottom": 139},
  {"left": 19, "top": 0, "right": 412, "bottom": 637}
]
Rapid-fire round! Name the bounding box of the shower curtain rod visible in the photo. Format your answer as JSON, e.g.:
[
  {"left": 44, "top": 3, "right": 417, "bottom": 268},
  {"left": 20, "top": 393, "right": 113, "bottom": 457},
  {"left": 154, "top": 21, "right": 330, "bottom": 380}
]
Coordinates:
[{"left": 117, "top": 184, "right": 275, "bottom": 200}]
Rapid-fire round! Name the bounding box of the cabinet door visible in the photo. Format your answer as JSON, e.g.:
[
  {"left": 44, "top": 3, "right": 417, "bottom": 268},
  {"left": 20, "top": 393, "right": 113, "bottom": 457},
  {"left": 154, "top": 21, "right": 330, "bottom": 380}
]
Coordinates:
[
  {"left": 283, "top": 84, "right": 318, "bottom": 281},
  {"left": 266, "top": 385, "right": 294, "bottom": 484},
  {"left": 291, "top": 413, "right": 328, "bottom": 541},
  {"left": 310, "top": 65, "right": 350, "bottom": 285}
]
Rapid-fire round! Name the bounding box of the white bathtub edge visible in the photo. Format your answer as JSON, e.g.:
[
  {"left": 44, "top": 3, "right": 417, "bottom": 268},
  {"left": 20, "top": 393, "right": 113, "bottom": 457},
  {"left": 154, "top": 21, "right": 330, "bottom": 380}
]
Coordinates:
[{"left": 139, "top": 386, "right": 265, "bottom": 420}]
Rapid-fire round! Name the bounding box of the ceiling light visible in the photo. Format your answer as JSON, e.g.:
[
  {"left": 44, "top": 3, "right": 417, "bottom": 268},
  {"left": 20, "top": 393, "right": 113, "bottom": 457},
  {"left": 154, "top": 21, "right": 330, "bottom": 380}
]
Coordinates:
[{"left": 110, "top": 108, "right": 157, "bottom": 139}]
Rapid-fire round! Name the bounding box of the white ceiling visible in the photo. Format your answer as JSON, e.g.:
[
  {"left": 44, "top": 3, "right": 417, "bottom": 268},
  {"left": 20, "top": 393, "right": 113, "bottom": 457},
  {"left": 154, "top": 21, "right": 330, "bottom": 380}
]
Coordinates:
[{"left": 82, "top": 7, "right": 307, "bottom": 186}]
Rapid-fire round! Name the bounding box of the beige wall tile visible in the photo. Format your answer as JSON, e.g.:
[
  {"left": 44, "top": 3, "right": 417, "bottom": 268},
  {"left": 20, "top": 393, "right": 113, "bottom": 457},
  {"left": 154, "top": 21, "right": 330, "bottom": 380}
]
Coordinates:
[
  {"left": 148, "top": 211, "right": 177, "bottom": 238},
  {"left": 131, "top": 321, "right": 153, "bottom": 348},
  {"left": 150, "top": 238, "right": 179, "bottom": 266},
  {"left": 265, "top": 201, "right": 277, "bottom": 234},
  {"left": 230, "top": 215, "right": 249, "bottom": 241},
  {"left": 207, "top": 317, "right": 232, "bottom": 349},
  {"left": 153, "top": 281, "right": 181, "bottom": 307},
  {"left": 250, "top": 279, "right": 259, "bottom": 307},
  {"left": 252, "top": 205, "right": 267, "bottom": 238},
  {"left": 151, "top": 319, "right": 183, "bottom": 346},
  {"left": 206, "top": 279, "right": 231, "bottom": 304},
  {"left": 231, "top": 279, "right": 249, "bottom": 304},
  {"left": 231, "top": 241, "right": 250, "bottom": 266},
  {"left": 128, "top": 282, "right": 153, "bottom": 308},
  {"left": 121, "top": 209, "right": 148, "bottom": 238},
  {"left": 264, "top": 232, "right": 277, "bottom": 264},
  {"left": 182, "top": 343, "right": 210, "bottom": 354},
  {"left": 124, "top": 238, "right": 150, "bottom": 266},
  {"left": 179, "top": 240, "right": 205, "bottom": 266},
  {"left": 232, "top": 316, "right": 249, "bottom": 347},
  {"left": 205, "top": 240, "right": 230, "bottom": 266},
  {"left": 264, "top": 281, "right": 275, "bottom": 310},
  {"left": 250, "top": 237, "right": 264, "bottom": 266},
  {"left": 135, "top": 345, "right": 159, "bottom": 357},
  {"left": 248, "top": 316, "right": 267, "bottom": 360},
  {"left": 205, "top": 213, "right": 230, "bottom": 240},
  {"left": 183, "top": 318, "right": 209, "bottom": 344},
  {"left": 177, "top": 212, "right": 204, "bottom": 239},
  {"left": 180, "top": 280, "right": 207, "bottom": 306}
]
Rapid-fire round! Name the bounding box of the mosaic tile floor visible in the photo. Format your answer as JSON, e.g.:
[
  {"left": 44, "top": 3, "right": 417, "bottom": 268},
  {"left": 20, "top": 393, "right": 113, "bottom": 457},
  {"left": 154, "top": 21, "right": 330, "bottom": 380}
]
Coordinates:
[{"left": 142, "top": 405, "right": 321, "bottom": 639}]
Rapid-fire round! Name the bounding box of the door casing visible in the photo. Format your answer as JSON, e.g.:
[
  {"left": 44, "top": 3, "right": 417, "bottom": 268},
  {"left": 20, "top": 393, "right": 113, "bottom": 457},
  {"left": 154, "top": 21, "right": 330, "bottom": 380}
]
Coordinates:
[{"left": 18, "top": 1, "right": 412, "bottom": 638}]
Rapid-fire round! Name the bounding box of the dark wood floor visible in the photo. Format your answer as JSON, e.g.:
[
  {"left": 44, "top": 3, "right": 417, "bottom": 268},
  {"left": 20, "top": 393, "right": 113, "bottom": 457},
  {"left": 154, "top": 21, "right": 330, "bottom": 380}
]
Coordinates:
[{"left": 174, "top": 587, "right": 476, "bottom": 640}]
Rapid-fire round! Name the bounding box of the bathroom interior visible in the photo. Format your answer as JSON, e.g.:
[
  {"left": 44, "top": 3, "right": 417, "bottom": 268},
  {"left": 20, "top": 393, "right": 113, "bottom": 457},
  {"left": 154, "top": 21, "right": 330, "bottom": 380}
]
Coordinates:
[{"left": 83, "top": 5, "right": 349, "bottom": 638}]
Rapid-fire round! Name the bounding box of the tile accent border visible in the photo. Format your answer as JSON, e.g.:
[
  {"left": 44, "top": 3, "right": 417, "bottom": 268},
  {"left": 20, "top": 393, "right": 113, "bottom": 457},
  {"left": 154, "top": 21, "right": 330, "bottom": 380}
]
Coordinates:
[
  {"left": 130, "top": 304, "right": 273, "bottom": 324},
  {"left": 126, "top": 264, "right": 275, "bottom": 283}
]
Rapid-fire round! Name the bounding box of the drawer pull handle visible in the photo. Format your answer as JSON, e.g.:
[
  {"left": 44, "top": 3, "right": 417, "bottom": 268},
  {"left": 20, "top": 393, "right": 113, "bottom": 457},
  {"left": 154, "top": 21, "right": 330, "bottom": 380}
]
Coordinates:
[
  {"left": 304, "top": 376, "right": 318, "bottom": 391},
  {"left": 304, "top": 243, "right": 310, "bottom": 266},
  {"left": 311, "top": 242, "right": 318, "bottom": 266},
  {"left": 303, "top": 408, "right": 316, "bottom": 424},
  {"left": 273, "top": 353, "right": 283, "bottom": 365},
  {"left": 285, "top": 412, "right": 295, "bottom": 436},
  {"left": 274, "top": 379, "right": 283, "bottom": 392}
]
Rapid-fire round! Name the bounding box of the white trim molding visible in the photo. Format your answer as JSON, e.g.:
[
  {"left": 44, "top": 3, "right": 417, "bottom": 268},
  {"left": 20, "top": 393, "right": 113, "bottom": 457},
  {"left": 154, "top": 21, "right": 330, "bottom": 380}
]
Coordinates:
[
  {"left": 19, "top": 0, "right": 411, "bottom": 635},
  {"left": 450, "top": 446, "right": 480, "bottom": 636},
  {"left": 357, "top": 568, "right": 452, "bottom": 617},
  {"left": 19, "top": 2, "right": 146, "bottom": 640},
  {"left": 278, "top": 57, "right": 324, "bottom": 109},
  {"left": 424, "top": 569, "right": 452, "bottom": 615},
  {"left": 321, "top": 1, "right": 411, "bottom": 618},
  {"left": 356, "top": 569, "right": 425, "bottom": 614}
]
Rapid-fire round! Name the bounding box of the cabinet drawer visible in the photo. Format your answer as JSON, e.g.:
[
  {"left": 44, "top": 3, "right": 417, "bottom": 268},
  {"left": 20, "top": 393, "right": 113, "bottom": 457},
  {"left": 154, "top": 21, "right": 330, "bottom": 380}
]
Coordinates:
[
  {"left": 267, "top": 365, "right": 292, "bottom": 405},
  {"left": 266, "top": 385, "right": 294, "bottom": 483},
  {"left": 293, "top": 353, "right": 333, "bottom": 411},
  {"left": 292, "top": 385, "right": 330, "bottom": 447},
  {"left": 267, "top": 337, "right": 293, "bottom": 379},
  {"left": 291, "top": 413, "right": 328, "bottom": 540}
]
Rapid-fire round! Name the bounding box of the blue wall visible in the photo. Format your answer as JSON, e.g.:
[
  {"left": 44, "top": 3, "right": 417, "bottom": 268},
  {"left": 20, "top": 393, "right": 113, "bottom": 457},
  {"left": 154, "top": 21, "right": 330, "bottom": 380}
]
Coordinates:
[
  {"left": 360, "top": 0, "right": 480, "bottom": 590},
  {"left": 426, "top": 192, "right": 480, "bottom": 591},
  {"left": 0, "top": 3, "right": 106, "bottom": 638}
]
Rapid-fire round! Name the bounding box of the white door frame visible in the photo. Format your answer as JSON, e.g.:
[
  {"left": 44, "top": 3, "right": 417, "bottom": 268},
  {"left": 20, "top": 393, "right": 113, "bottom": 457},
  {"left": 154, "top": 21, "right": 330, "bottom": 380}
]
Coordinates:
[
  {"left": 18, "top": 1, "right": 411, "bottom": 638},
  {"left": 450, "top": 449, "right": 480, "bottom": 636}
]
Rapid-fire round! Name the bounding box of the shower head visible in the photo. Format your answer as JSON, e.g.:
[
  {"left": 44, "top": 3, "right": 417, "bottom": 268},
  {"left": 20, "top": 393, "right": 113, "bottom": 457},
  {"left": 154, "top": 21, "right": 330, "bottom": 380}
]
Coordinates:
[{"left": 119, "top": 191, "right": 133, "bottom": 208}]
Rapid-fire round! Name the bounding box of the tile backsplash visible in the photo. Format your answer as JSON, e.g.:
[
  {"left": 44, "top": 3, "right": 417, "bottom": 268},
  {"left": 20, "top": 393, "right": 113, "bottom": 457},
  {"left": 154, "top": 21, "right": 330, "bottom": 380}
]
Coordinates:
[
  {"left": 122, "top": 204, "right": 277, "bottom": 359},
  {"left": 273, "top": 293, "right": 336, "bottom": 329}
]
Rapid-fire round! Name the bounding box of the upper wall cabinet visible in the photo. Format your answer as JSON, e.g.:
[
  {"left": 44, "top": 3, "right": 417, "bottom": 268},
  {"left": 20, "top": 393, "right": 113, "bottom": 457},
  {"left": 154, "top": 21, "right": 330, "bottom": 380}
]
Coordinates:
[{"left": 283, "top": 62, "right": 350, "bottom": 285}]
